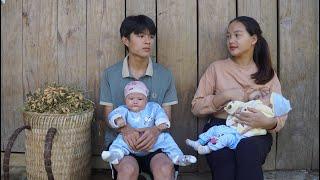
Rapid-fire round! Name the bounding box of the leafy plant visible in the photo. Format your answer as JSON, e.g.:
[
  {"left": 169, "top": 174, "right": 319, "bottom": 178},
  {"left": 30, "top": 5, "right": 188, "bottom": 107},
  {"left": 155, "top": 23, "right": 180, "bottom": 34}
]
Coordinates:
[{"left": 24, "top": 83, "right": 93, "bottom": 114}]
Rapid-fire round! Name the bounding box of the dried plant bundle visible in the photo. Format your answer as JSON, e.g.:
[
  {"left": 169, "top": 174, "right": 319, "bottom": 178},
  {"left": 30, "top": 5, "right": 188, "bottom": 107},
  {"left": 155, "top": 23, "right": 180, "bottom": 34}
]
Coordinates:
[{"left": 24, "top": 83, "right": 93, "bottom": 114}]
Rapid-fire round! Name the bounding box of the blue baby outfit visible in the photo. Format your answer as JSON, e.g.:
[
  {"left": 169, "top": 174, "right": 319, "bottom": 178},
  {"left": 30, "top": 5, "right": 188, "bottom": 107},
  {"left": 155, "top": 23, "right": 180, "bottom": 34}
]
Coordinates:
[
  {"left": 198, "top": 125, "right": 243, "bottom": 151},
  {"left": 108, "top": 102, "right": 184, "bottom": 159}
]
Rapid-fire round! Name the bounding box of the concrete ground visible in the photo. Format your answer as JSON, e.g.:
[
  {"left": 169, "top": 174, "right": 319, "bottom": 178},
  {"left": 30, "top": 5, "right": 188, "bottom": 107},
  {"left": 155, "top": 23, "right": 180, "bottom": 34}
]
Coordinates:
[{"left": 1, "top": 166, "right": 319, "bottom": 180}]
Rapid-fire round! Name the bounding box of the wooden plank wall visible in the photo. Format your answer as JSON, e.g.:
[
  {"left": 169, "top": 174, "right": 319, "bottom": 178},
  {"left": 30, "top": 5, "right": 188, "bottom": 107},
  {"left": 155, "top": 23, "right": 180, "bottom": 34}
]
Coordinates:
[
  {"left": 1, "top": 0, "right": 24, "bottom": 151},
  {"left": 1, "top": 0, "right": 319, "bottom": 172},
  {"left": 277, "top": 0, "right": 319, "bottom": 170},
  {"left": 197, "top": 0, "right": 236, "bottom": 172},
  {"left": 157, "top": 0, "right": 197, "bottom": 172},
  {"left": 86, "top": 0, "right": 125, "bottom": 154},
  {"left": 237, "top": 0, "right": 278, "bottom": 170}
]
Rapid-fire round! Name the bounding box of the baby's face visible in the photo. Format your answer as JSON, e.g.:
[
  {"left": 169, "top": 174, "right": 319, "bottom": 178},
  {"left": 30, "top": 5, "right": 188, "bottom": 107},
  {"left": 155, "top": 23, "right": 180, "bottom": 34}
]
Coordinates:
[
  {"left": 248, "top": 90, "right": 263, "bottom": 100},
  {"left": 248, "top": 90, "right": 271, "bottom": 106},
  {"left": 125, "top": 92, "right": 147, "bottom": 112}
]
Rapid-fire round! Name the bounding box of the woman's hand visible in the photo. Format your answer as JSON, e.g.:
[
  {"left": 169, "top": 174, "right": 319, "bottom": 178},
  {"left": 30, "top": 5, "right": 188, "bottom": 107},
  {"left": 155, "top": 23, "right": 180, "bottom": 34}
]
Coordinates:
[
  {"left": 135, "top": 127, "right": 160, "bottom": 151},
  {"left": 120, "top": 125, "right": 140, "bottom": 151},
  {"left": 223, "top": 88, "right": 247, "bottom": 102},
  {"left": 234, "top": 107, "right": 277, "bottom": 129}
]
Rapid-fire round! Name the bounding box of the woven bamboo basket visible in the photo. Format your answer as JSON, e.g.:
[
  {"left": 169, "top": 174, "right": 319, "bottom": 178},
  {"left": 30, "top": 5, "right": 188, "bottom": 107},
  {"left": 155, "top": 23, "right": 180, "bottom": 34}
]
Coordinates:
[{"left": 23, "top": 109, "right": 94, "bottom": 180}]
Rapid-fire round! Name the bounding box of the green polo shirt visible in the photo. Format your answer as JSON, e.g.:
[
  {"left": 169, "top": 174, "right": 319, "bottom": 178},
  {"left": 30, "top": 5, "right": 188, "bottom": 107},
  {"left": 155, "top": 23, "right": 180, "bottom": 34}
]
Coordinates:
[{"left": 100, "top": 56, "right": 178, "bottom": 108}]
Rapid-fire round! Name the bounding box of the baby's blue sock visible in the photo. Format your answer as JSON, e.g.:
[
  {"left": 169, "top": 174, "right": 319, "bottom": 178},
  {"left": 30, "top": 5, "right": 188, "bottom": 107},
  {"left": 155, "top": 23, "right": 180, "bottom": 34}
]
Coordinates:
[{"left": 198, "top": 139, "right": 206, "bottom": 145}]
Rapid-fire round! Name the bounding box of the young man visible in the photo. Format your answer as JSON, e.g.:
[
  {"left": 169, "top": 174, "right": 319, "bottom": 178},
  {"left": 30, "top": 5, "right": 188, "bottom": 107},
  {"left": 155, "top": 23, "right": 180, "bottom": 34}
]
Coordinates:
[{"left": 100, "top": 15, "right": 178, "bottom": 180}]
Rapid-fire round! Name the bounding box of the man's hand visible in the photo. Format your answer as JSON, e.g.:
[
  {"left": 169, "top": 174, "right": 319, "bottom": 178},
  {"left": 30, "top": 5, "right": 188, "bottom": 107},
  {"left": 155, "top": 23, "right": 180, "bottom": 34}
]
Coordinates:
[
  {"left": 135, "top": 126, "right": 161, "bottom": 151},
  {"left": 120, "top": 125, "right": 140, "bottom": 151}
]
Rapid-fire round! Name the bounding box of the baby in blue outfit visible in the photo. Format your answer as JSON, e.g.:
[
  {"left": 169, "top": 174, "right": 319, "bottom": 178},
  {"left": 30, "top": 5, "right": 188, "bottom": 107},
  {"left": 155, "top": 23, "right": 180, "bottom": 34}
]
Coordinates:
[
  {"left": 186, "top": 89, "right": 292, "bottom": 154},
  {"left": 102, "top": 81, "right": 196, "bottom": 166}
]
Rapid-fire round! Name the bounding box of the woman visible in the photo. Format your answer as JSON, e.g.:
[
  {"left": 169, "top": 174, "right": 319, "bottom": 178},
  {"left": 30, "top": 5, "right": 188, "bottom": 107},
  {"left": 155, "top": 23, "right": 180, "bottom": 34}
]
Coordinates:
[{"left": 191, "top": 16, "right": 288, "bottom": 180}]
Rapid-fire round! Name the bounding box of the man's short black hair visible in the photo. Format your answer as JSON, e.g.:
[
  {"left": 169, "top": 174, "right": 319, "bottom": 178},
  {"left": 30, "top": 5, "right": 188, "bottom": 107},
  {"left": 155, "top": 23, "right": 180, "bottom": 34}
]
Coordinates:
[{"left": 120, "top": 15, "right": 156, "bottom": 38}]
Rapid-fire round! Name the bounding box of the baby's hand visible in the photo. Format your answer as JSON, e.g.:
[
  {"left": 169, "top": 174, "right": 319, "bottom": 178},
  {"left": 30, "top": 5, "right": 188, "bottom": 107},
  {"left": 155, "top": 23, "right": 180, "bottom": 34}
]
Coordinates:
[
  {"left": 259, "top": 87, "right": 270, "bottom": 98},
  {"left": 157, "top": 123, "right": 169, "bottom": 130},
  {"left": 115, "top": 117, "right": 125, "bottom": 128}
]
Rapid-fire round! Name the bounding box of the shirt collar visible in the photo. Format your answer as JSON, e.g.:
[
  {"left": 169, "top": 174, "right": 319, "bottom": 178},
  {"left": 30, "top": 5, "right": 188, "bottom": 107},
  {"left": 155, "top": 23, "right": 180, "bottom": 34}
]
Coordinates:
[{"left": 122, "top": 55, "right": 153, "bottom": 78}]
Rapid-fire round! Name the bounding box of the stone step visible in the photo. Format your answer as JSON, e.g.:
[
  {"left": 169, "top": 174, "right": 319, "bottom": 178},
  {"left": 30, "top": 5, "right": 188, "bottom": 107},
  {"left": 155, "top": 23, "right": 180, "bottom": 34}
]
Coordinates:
[{"left": 1, "top": 166, "right": 319, "bottom": 180}]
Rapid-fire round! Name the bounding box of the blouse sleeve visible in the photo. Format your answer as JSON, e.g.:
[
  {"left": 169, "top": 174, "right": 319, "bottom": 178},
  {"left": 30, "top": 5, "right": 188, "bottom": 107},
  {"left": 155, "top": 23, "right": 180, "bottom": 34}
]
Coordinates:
[
  {"left": 191, "top": 64, "right": 221, "bottom": 117},
  {"left": 267, "top": 72, "right": 288, "bottom": 133},
  {"left": 268, "top": 115, "right": 288, "bottom": 133}
]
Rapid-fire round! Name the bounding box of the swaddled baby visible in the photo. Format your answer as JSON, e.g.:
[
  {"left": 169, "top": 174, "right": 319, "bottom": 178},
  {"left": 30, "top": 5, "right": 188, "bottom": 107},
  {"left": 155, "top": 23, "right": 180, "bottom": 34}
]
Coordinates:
[{"left": 186, "top": 88, "right": 291, "bottom": 154}]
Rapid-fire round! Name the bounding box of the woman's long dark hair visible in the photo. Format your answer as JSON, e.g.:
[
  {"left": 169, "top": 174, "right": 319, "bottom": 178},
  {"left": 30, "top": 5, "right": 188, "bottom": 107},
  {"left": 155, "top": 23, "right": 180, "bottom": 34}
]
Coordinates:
[{"left": 229, "top": 16, "right": 274, "bottom": 84}]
